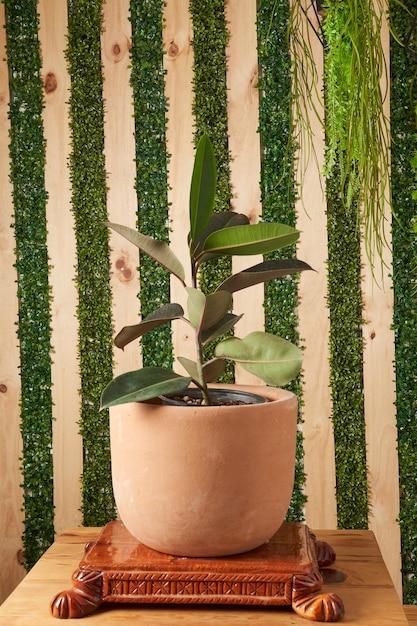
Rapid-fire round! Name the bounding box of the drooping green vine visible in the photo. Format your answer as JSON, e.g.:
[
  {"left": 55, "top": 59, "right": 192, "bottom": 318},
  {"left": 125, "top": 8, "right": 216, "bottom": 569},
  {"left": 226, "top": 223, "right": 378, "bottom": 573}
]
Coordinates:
[
  {"left": 322, "top": 0, "right": 390, "bottom": 268},
  {"left": 189, "top": 0, "right": 234, "bottom": 382},
  {"left": 129, "top": 0, "right": 172, "bottom": 369},
  {"left": 66, "top": 0, "right": 116, "bottom": 526},
  {"left": 4, "top": 0, "right": 55, "bottom": 570},
  {"left": 322, "top": 2, "right": 369, "bottom": 528},
  {"left": 390, "top": 0, "right": 417, "bottom": 602},
  {"left": 257, "top": 0, "right": 306, "bottom": 521}
]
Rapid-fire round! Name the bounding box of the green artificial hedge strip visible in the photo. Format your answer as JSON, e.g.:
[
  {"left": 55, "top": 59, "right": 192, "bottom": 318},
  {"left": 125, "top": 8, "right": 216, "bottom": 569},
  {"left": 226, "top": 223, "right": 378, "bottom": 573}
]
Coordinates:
[
  {"left": 129, "top": 0, "right": 172, "bottom": 369},
  {"left": 4, "top": 0, "right": 55, "bottom": 570},
  {"left": 325, "top": 172, "right": 368, "bottom": 529},
  {"left": 390, "top": 0, "right": 417, "bottom": 602},
  {"left": 66, "top": 0, "right": 116, "bottom": 526},
  {"left": 189, "top": 0, "right": 234, "bottom": 382},
  {"left": 323, "top": 4, "right": 368, "bottom": 529},
  {"left": 256, "top": 0, "right": 306, "bottom": 521}
]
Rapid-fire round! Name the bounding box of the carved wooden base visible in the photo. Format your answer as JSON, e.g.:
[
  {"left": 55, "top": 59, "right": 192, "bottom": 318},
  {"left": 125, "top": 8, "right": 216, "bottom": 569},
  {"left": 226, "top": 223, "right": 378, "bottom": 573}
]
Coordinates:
[{"left": 50, "top": 521, "right": 344, "bottom": 621}]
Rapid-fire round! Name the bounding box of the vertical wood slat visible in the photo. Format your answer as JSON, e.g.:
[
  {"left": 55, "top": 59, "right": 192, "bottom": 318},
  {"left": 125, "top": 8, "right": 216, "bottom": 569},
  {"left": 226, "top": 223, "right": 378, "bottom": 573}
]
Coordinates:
[
  {"left": 295, "top": 6, "right": 337, "bottom": 529},
  {"left": 225, "top": 0, "right": 264, "bottom": 385},
  {"left": 163, "top": 0, "right": 195, "bottom": 367},
  {"left": 102, "top": 0, "right": 140, "bottom": 377},
  {"left": 0, "top": 1, "right": 25, "bottom": 602},
  {"left": 39, "top": 0, "right": 83, "bottom": 536}
]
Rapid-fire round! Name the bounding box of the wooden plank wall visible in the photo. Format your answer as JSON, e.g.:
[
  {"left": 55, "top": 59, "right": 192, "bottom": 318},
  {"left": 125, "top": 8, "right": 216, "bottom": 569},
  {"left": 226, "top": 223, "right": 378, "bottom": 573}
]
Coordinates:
[{"left": 0, "top": 0, "right": 400, "bottom": 603}]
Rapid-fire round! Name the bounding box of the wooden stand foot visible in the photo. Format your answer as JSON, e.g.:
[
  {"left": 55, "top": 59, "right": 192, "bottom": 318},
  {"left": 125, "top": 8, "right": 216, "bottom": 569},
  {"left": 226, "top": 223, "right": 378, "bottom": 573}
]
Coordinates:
[{"left": 50, "top": 568, "right": 103, "bottom": 619}]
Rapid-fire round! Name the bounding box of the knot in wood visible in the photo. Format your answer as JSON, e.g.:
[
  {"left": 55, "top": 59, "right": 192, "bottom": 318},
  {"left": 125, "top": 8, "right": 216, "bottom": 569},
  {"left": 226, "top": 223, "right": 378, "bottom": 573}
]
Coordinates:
[
  {"left": 44, "top": 72, "right": 57, "bottom": 94},
  {"left": 168, "top": 41, "right": 179, "bottom": 58},
  {"left": 0, "top": 383, "right": 7, "bottom": 393},
  {"left": 115, "top": 256, "right": 133, "bottom": 282},
  {"left": 112, "top": 43, "right": 121, "bottom": 58}
]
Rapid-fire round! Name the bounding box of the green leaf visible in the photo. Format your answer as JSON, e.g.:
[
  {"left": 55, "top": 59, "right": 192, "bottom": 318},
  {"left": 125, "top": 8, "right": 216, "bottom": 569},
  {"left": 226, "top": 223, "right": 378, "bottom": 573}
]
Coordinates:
[
  {"left": 190, "top": 211, "right": 249, "bottom": 260},
  {"left": 201, "top": 223, "right": 300, "bottom": 257},
  {"left": 105, "top": 222, "right": 185, "bottom": 284},
  {"left": 203, "top": 358, "right": 227, "bottom": 382},
  {"left": 214, "top": 331, "right": 303, "bottom": 386},
  {"left": 189, "top": 133, "right": 216, "bottom": 241},
  {"left": 203, "top": 291, "right": 232, "bottom": 329},
  {"left": 114, "top": 304, "right": 184, "bottom": 349},
  {"left": 217, "top": 259, "right": 313, "bottom": 293},
  {"left": 177, "top": 356, "right": 199, "bottom": 381},
  {"left": 185, "top": 288, "right": 232, "bottom": 331},
  {"left": 100, "top": 367, "right": 192, "bottom": 408},
  {"left": 185, "top": 287, "right": 206, "bottom": 329},
  {"left": 201, "top": 312, "right": 243, "bottom": 346},
  {"left": 176, "top": 356, "right": 227, "bottom": 385}
]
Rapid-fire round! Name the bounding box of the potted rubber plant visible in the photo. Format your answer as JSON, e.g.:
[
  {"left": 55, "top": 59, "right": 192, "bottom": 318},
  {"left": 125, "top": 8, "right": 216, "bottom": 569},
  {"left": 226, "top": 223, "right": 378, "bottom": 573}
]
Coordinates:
[{"left": 101, "top": 133, "right": 313, "bottom": 557}]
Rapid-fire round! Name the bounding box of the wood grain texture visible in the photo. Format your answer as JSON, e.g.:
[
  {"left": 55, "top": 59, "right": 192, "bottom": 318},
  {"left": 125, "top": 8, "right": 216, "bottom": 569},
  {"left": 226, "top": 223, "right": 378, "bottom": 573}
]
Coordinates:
[
  {"left": 225, "top": 0, "right": 264, "bottom": 385},
  {"left": 39, "top": 0, "right": 83, "bottom": 537},
  {"left": 102, "top": 0, "right": 141, "bottom": 378},
  {"left": 0, "top": 0, "right": 26, "bottom": 603},
  {"left": 295, "top": 7, "right": 337, "bottom": 530},
  {"left": 0, "top": 527, "right": 409, "bottom": 624},
  {"left": 163, "top": 0, "right": 195, "bottom": 367}
]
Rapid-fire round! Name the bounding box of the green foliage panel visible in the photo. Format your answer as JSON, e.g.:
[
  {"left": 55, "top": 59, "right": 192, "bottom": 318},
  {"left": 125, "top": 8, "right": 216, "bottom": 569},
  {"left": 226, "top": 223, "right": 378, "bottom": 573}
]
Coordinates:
[
  {"left": 257, "top": 0, "right": 306, "bottom": 521},
  {"left": 189, "top": 0, "right": 234, "bottom": 381},
  {"left": 322, "top": 3, "right": 369, "bottom": 529},
  {"left": 4, "top": 0, "right": 54, "bottom": 570},
  {"left": 390, "top": 0, "right": 417, "bottom": 603},
  {"left": 129, "top": 0, "right": 172, "bottom": 369},
  {"left": 326, "top": 174, "right": 368, "bottom": 528},
  {"left": 66, "top": 0, "right": 116, "bottom": 525}
]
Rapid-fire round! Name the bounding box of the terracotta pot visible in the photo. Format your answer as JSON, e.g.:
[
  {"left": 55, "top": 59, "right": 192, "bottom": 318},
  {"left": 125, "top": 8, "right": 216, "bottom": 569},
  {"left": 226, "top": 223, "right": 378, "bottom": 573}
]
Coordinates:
[{"left": 110, "top": 384, "right": 297, "bottom": 557}]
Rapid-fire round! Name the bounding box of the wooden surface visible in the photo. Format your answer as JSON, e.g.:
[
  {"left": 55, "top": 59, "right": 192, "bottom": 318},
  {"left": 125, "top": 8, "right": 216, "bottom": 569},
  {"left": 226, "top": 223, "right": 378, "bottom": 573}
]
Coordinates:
[
  {"left": 0, "top": 527, "right": 408, "bottom": 624},
  {"left": 404, "top": 605, "right": 417, "bottom": 624},
  {"left": 0, "top": 0, "right": 402, "bottom": 603}
]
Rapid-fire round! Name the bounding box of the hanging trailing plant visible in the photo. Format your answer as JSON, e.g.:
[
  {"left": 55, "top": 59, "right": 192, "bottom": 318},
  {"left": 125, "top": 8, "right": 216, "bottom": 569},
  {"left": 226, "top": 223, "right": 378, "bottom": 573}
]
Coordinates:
[
  {"left": 4, "top": 0, "right": 54, "bottom": 570},
  {"left": 322, "top": 0, "right": 390, "bottom": 266},
  {"left": 66, "top": 0, "right": 116, "bottom": 526},
  {"left": 257, "top": 0, "right": 307, "bottom": 521}
]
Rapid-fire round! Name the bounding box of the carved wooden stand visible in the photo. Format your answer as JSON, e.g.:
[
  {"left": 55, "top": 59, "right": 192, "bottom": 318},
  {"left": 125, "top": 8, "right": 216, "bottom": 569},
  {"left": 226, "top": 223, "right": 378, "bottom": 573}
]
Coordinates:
[{"left": 50, "top": 520, "right": 344, "bottom": 621}]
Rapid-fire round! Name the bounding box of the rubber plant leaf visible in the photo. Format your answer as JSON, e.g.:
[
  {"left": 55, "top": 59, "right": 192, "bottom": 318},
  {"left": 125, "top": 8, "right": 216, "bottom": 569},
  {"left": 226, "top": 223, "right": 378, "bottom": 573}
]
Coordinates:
[
  {"left": 200, "top": 312, "right": 243, "bottom": 346},
  {"left": 189, "top": 133, "right": 216, "bottom": 241},
  {"left": 106, "top": 222, "right": 185, "bottom": 284},
  {"left": 114, "top": 304, "right": 184, "bottom": 349},
  {"left": 190, "top": 211, "right": 249, "bottom": 260},
  {"left": 202, "top": 358, "right": 227, "bottom": 382},
  {"left": 100, "top": 367, "right": 192, "bottom": 408},
  {"left": 177, "top": 357, "right": 227, "bottom": 385},
  {"left": 201, "top": 223, "right": 300, "bottom": 257},
  {"left": 217, "top": 259, "right": 313, "bottom": 294},
  {"left": 186, "top": 287, "right": 232, "bottom": 331},
  {"left": 214, "top": 331, "right": 303, "bottom": 386}
]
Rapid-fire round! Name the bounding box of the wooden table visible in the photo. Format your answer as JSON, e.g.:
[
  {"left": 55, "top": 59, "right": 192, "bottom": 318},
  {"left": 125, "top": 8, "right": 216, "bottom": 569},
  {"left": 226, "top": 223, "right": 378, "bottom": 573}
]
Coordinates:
[{"left": 0, "top": 527, "right": 408, "bottom": 625}]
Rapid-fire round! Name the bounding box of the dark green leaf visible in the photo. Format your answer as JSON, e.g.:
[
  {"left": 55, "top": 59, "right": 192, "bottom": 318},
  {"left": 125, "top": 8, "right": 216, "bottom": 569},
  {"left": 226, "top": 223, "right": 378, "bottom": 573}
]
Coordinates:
[
  {"left": 217, "top": 259, "right": 313, "bottom": 293},
  {"left": 189, "top": 133, "right": 216, "bottom": 240},
  {"left": 100, "top": 368, "right": 192, "bottom": 408},
  {"left": 106, "top": 222, "right": 185, "bottom": 284},
  {"left": 114, "top": 304, "right": 184, "bottom": 349}
]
